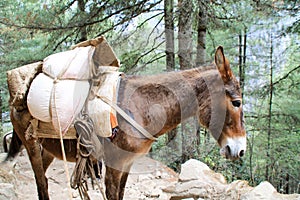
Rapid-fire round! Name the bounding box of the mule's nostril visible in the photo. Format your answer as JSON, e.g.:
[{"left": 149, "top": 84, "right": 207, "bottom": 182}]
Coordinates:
[
  {"left": 239, "top": 150, "right": 245, "bottom": 157},
  {"left": 225, "top": 145, "right": 231, "bottom": 155}
]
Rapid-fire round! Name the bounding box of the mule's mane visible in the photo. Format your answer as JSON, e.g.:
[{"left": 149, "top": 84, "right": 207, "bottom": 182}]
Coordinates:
[{"left": 123, "top": 64, "right": 217, "bottom": 83}]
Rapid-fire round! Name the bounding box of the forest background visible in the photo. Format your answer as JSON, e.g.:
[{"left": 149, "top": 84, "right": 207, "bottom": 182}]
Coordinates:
[{"left": 0, "top": 0, "right": 299, "bottom": 195}]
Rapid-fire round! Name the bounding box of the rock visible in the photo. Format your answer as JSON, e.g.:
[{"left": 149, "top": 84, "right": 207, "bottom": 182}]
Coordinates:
[
  {"left": 241, "top": 181, "right": 300, "bottom": 200},
  {"left": 164, "top": 159, "right": 228, "bottom": 199},
  {"left": 163, "top": 159, "right": 300, "bottom": 200},
  {"left": 224, "top": 180, "right": 252, "bottom": 199},
  {"left": 0, "top": 154, "right": 7, "bottom": 162},
  {"left": 138, "top": 174, "right": 155, "bottom": 182},
  {"left": 144, "top": 188, "right": 161, "bottom": 198},
  {"left": 179, "top": 159, "right": 210, "bottom": 182},
  {"left": 241, "top": 181, "right": 276, "bottom": 200},
  {"left": 0, "top": 183, "right": 17, "bottom": 200},
  {"left": 163, "top": 179, "right": 225, "bottom": 199},
  {"left": 179, "top": 159, "right": 226, "bottom": 184},
  {"left": 0, "top": 164, "right": 17, "bottom": 200}
]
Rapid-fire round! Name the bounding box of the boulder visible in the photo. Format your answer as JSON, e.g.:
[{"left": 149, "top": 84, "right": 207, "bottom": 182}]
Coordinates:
[
  {"left": 0, "top": 163, "right": 17, "bottom": 200},
  {"left": 163, "top": 159, "right": 300, "bottom": 200}
]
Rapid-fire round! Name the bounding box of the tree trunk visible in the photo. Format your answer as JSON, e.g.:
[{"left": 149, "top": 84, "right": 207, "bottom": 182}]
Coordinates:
[
  {"left": 196, "top": 0, "right": 208, "bottom": 66},
  {"left": 0, "top": 89, "right": 2, "bottom": 134},
  {"left": 195, "top": 0, "right": 208, "bottom": 155},
  {"left": 78, "top": 0, "right": 87, "bottom": 42},
  {"left": 249, "top": 131, "right": 255, "bottom": 184},
  {"left": 266, "top": 33, "right": 274, "bottom": 182},
  {"left": 165, "top": 0, "right": 175, "bottom": 72},
  {"left": 239, "top": 34, "right": 242, "bottom": 87},
  {"left": 285, "top": 173, "right": 289, "bottom": 194},
  {"left": 164, "top": 0, "right": 177, "bottom": 148},
  {"left": 178, "top": 0, "right": 193, "bottom": 70},
  {"left": 178, "top": 0, "right": 193, "bottom": 163},
  {"left": 239, "top": 29, "right": 247, "bottom": 99}
]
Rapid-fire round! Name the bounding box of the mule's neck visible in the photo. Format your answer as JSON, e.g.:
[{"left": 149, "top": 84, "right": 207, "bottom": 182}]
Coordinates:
[{"left": 118, "top": 65, "right": 223, "bottom": 138}]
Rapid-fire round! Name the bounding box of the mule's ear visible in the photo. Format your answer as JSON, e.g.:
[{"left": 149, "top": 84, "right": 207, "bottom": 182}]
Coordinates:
[{"left": 215, "top": 46, "right": 233, "bottom": 83}]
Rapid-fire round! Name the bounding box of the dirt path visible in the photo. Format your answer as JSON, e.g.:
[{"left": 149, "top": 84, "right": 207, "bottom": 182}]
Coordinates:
[{"left": 1, "top": 150, "right": 178, "bottom": 200}]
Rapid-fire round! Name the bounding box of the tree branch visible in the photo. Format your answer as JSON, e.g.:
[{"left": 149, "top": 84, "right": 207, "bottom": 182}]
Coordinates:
[
  {"left": 0, "top": 0, "right": 162, "bottom": 32},
  {"left": 273, "top": 65, "right": 300, "bottom": 86}
]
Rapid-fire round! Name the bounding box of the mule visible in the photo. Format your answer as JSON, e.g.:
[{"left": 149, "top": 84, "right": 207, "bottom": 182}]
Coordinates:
[{"left": 5, "top": 46, "right": 246, "bottom": 200}]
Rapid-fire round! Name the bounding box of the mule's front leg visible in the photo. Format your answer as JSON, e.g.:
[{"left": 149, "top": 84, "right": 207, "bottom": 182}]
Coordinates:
[
  {"left": 105, "top": 163, "right": 132, "bottom": 200},
  {"left": 105, "top": 166, "right": 123, "bottom": 200},
  {"left": 119, "top": 170, "right": 130, "bottom": 200}
]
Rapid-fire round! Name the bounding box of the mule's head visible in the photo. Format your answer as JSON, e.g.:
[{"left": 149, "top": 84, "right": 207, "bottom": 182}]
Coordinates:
[{"left": 212, "top": 46, "right": 246, "bottom": 160}]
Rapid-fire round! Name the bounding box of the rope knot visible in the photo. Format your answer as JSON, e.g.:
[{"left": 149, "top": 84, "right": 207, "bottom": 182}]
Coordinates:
[{"left": 53, "top": 77, "right": 59, "bottom": 84}]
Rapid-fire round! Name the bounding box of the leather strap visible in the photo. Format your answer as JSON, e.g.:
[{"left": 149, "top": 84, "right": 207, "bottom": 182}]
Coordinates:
[{"left": 97, "top": 95, "right": 157, "bottom": 141}]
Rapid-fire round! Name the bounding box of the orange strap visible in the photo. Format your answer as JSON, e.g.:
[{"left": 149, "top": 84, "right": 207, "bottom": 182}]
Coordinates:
[{"left": 110, "top": 112, "right": 118, "bottom": 129}]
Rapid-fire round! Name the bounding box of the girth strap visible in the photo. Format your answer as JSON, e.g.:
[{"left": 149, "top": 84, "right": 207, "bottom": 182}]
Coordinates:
[{"left": 97, "top": 95, "right": 158, "bottom": 141}]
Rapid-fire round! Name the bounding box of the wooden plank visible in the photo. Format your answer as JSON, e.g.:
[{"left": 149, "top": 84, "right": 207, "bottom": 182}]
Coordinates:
[{"left": 36, "top": 121, "right": 77, "bottom": 139}]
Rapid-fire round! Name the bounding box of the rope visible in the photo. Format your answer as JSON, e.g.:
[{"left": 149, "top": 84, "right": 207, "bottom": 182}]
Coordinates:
[
  {"left": 52, "top": 82, "right": 73, "bottom": 200},
  {"left": 50, "top": 50, "right": 81, "bottom": 199},
  {"left": 59, "top": 127, "right": 73, "bottom": 199},
  {"left": 71, "top": 114, "right": 107, "bottom": 200}
]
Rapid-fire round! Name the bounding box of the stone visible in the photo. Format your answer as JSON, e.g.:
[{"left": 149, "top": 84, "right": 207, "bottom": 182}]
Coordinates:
[
  {"left": 0, "top": 183, "right": 17, "bottom": 200},
  {"left": 241, "top": 181, "right": 300, "bottom": 200},
  {"left": 179, "top": 159, "right": 210, "bottom": 182},
  {"left": 179, "top": 159, "right": 226, "bottom": 184}
]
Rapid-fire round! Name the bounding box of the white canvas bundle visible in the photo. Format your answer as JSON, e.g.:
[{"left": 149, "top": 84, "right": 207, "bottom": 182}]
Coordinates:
[
  {"left": 26, "top": 36, "right": 121, "bottom": 136},
  {"left": 43, "top": 46, "right": 95, "bottom": 80},
  {"left": 50, "top": 79, "right": 90, "bottom": 134},
  {"left": 27, "top": 73, "right": 90, "bottom": 134},
  {"left": 27, "top": 46, "right": 94, "bottom": 134},
  {"left": 27, "top": 73, "right": 53, "bottom": 122}
]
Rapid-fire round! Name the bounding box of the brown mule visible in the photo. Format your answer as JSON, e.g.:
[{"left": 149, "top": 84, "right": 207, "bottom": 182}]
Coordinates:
[{"left": 6, "top": 46, "right": 246, "bottom": 200}]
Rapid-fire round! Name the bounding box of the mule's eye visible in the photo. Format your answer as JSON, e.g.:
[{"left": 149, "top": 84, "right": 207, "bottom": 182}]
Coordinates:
[{"left": 232, "top": 100, "right": 241, "bottom": 107}]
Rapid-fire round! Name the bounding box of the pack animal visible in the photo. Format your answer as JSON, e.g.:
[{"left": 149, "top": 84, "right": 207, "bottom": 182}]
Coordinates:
[{"left": 5, "top": 46, "right": 246, "bottom": 200}]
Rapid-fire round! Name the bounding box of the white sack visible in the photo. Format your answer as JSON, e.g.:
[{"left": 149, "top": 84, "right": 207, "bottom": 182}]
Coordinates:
[
  {"left": 27, "top": 73, "right": 53, "bottom": 122},
  {"left": 43, "top": 46, "right": 95, "bottom": 80},
  {"left": 27, "top": 73, "right": 90, "bottom": 134},
  {"left": 51, "top": 79, "right": 90, "bottom": 134}
]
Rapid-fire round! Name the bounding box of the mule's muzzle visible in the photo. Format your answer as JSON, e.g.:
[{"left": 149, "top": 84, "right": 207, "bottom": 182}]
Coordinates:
[
  {"left": 220, "top": 137, "right": 246, "bottom": 160},
  {"left": 220, "top": 145, "right": 245, "bottom": 160}
]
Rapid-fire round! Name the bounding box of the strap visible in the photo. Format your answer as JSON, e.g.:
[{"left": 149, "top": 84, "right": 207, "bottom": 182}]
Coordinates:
[{"left": 97, "top": 95, "right": 158, "bottom": 141}]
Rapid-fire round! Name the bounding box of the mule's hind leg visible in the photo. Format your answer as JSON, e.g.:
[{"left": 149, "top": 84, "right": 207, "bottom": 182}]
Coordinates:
[
  {"left": 13, "top": 122, "right": 50, "bottom": 200},
  {"left": 41, "top": 148, "right": 55, "bottom": 172},
  {"left": 25, "top": 138, "right": 50, "bottom": 200}
]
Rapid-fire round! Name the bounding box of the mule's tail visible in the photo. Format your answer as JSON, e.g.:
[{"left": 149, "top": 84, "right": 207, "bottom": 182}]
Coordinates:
[
  {"left": 2, "top": 131, "right": 11, "bottom": 153},
  {"left": 4, "top": 129, "right": 23, "bottom": 161}
]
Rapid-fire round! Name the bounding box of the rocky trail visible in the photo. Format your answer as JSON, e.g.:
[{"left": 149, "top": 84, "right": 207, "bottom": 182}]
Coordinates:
[
  {"left": 0, "top": 150, "right": 177, "bottom": 200},
  {"left": 0, "top": 150, "right": 299, "bottom": 200}
]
